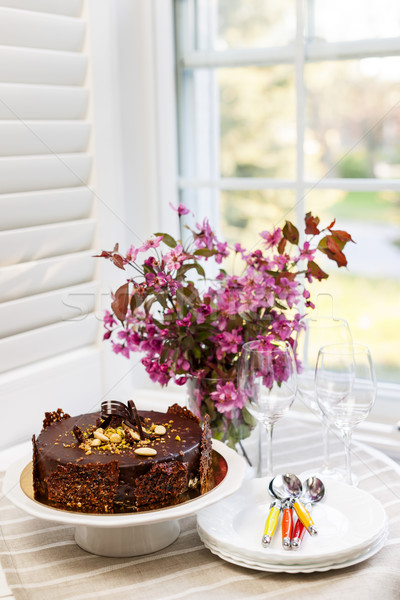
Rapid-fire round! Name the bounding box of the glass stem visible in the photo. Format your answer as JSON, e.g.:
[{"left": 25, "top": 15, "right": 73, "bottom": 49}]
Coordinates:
[
  {"left": 257, "top": 424, "right": 263, "bottom": 478},
  {"left": 322, "top": 416, "right": 330, "bottom": 470},
  {"left": 264, "top": 422, "right": 274, "bottom": 479},
  {"left": 342, "top": 429, "right": 353, "bottom": 485}
]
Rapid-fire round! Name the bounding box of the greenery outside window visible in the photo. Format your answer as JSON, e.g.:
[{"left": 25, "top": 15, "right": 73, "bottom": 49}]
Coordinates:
[{"left": 174, "top": 0, "right": 400, "bottom": 432}]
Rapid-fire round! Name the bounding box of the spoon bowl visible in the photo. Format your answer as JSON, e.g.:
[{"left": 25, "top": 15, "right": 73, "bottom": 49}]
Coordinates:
[
  {"left": 270, "top": 473, "right": 318, "bottom": 536},
  {"left": 302, "top": 476, "right": 325, "bottom": 504},
  {"left": 291, "top": 476, "right": 325, "bottom": 549},
  {"left": 271, "top": 473, "right": 303, "bottom": 500}
]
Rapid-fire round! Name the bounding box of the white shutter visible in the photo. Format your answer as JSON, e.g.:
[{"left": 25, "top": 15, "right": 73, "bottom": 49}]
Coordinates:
[{"left": 0, "top": 0, "right": 102, "bottom": 440}]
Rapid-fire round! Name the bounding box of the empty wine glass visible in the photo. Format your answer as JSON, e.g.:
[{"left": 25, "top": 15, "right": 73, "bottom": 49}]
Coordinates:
[
  {"left": 315, "top": 343, "right": 377, "bottom": 486},
  {"left": 296, "top": 316, "right": 352, "bottom": 477},
  {"left": 237, "top": 339, "right": 297, "bottom": 478}
]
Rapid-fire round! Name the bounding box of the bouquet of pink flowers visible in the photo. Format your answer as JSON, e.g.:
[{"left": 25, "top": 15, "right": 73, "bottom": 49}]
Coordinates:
[{"left": 98, "top": 205, "right": 352, "bottom": 446}]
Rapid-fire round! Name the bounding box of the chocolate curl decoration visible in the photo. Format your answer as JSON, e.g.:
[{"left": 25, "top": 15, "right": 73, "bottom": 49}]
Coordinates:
[
  {"left": 100, "top": 400, "right": 153, "bottom": 441},
  {"left": 72, "top": 425, "right": 85, "bottom": 444},
  {"left": 128, "top": 400, "right": 145, "bottom": 440}
]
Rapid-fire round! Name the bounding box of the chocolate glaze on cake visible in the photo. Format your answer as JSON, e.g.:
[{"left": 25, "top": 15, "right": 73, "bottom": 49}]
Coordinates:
[{"left": 32, "top": 404, "right": 212, "bottom": 513}]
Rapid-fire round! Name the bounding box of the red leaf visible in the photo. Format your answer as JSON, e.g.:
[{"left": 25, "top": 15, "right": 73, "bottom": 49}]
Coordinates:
[
  {"left": 112, "top": 254, "right": 125, "bottom": 270},
  {"left": 305, "top": 212, "right": 320, "bottom": 235},
  {"left": 324, "top": 236, "right": 348, "bottom": 267},
  {"left": 277, "top": 237, "right": 287, "bottom": 255},
  {"left": 282, "top": 221, "right": 299, "bottom": 245},
  {"left": 307, "top": 260, "right": 329, "bottom": 281},
  {"left": 327, "top": 219, "right": 336, "bottom": 230},
  {"left": 93, "top": 250, "right": 112, "bottom": 259},
  {"left": 111, "top": 283, "right": 130, "bottom": 321},
  {"left": 330, "top": 229, "right": 355, "bottom": 244}
]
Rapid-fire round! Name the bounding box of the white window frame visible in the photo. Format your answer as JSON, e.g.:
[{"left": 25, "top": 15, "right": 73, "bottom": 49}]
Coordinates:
[{"left": 174, "top": 0, "right": 400, "bottom": 454}]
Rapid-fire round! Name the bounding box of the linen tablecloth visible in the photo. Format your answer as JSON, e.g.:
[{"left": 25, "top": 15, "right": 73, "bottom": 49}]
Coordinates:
[{"left": 0, "top": 414, "right": 399, "bottom": 600}]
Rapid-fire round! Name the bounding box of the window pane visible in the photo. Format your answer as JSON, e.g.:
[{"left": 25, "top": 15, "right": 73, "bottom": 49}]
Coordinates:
[
  {"left": 311, "top": 0, "right": 400, "bottom": 42},
  {"left": 215, "top": 0, "right": 295, "bottom": 49},
  {"left": 305, "top": 58, "right": 400, "bottom": 179},
  {"left": 220, "top": 189, "right": 296, "bottom": 246},
  {"left": 306, "top": 189, "right": 400, "bottom": 383},
  {"left": 220, "top": 66, "right": 296, "bottom": 177}
]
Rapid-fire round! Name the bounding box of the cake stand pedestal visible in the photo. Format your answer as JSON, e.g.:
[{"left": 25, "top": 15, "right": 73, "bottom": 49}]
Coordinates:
[
  {"left": 2, "top": 439, "right": 246, "bottom": 558},
  {"left": 75, "top": 520, "right": 181, "bottom": 557}
]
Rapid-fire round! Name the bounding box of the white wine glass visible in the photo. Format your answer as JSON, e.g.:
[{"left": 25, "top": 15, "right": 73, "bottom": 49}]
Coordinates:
[
  {"left": 237, "top": 339, "right": 297, "bottom": 478},
  {"left": 315, "top": 343, "right": 377, "bottom": 486},
  {"left": 296, "top": 316, "right": 352, "bottom": 477}
]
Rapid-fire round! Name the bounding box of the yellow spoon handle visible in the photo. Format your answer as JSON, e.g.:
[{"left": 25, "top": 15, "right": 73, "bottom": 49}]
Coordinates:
[
  {"left": 292, "top": 499, "right": 318, "bottom": 535},
  {"left": 262, "top": 501, "right": 281, "bottom": 547}
]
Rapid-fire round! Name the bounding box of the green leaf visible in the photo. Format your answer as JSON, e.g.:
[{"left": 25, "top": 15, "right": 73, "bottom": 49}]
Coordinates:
[
  {"left": 156, "top": 293, "right": 168, "bottom": 309},
  {"left": 193, "top": 248, "right": 217, "bottom": 257},
  {"left": 177, "top": 263, "right": 206, "bottom": 279},
  {"left": 154, "top": 232, "right": 177, "bottom": 248}
]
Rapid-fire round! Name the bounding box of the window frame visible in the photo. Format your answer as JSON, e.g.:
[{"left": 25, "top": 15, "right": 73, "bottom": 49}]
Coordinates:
[{"left": 174, "top": 0, "right": 400, "bottom": 434}]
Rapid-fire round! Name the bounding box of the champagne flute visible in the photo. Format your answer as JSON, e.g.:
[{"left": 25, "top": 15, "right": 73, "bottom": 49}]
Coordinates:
[
  {"left": 315, "top": 343, "right": 377, "bottom": 485},
  {"left": 237, "top": 339, "right": 297, "bottom": 478},
  {"left": 296, "top": 316, "right": 352, "bottom": 477}
]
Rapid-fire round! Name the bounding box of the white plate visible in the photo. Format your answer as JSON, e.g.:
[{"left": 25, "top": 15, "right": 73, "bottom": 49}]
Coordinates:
[
  {"left": 197, "top": 477, "right": 388, "bottom": 567},
  {"left": 200, "top": 532, "right": 387, "bottom": 573}
]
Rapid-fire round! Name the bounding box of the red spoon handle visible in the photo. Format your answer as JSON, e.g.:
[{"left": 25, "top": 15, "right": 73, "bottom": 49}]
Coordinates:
[{"left": 291, "top": 518, "right": 307, "bottom": 549}]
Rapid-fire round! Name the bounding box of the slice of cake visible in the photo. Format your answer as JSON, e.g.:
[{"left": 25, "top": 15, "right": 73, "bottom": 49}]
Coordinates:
[{"left": 32, "top": 402, "right": 212, "bottom": 513}]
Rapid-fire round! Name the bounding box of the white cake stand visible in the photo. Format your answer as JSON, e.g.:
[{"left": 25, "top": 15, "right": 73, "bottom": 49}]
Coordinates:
[{"left": 2, "top": 439, "right": 246, "bottom": 558}]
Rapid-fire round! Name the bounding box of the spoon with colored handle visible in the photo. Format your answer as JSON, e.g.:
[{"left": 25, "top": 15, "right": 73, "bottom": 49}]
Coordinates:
[
  {"left": 268, "top": 478, "right": 294, "bottom": 550},
  {"left": 281, "top": 497, "right": 294, "bottom": 550},
  {"left": 271, "top": 473, "right": 318, "bottom": 536},
  {"left": 291, "top": 476, "right": 325, "bottom": 549},
  {"left": 261, "top": 479, "right": 282, "bottom": 547}
]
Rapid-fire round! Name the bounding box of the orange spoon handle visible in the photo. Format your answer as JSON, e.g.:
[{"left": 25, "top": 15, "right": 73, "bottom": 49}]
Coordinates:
[{"left": 281, "top": 501, "right": 293, "bottom": 550}]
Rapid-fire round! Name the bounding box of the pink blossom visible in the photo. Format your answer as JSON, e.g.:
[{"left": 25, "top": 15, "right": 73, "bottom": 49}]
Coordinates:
[
  {"left": 176, "top": 313, "right": 192, "bottom": 327},
  {"left": 165, "top": 243, "right": 186, "bottom": 271},
  {"left": 104, "top": 310, "right": 116, "bottom": 327},
  {"left": 215, "top": 241, "right": 229, "bottom": 264},
  {"left": 193, "top": 218, "right": 216, "bottom": 251},
  {"left": 210, "top": 382, "right": 244, "bottom": 414},
  {"left": 297, "top": 241, "right": 316, "bottom": 262},
  {"left": 139, "top": 235, "right": 164, "bottom": 252},
  {"left": 169, "top": 202, "right": 191, "bottom": 216},
  {"left": 125, "top": 245, "right": 139, "bottom": 262},
  {"left": 215, "top": 329, "right": 242, "bottom": 360},
  {"left": 260, "top": 227, "right": 282, "bottom": 249},
  {"left": 276, "top": 277, "right": 300, "bottom": 308},
  {"left": 196, "top": 303, "right": 212, "bottom": 324}
]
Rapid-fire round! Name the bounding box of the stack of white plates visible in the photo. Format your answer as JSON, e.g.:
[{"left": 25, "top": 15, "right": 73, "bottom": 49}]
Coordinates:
[{"left": 197, "top": 478, "right": 388, "bottom": 573}]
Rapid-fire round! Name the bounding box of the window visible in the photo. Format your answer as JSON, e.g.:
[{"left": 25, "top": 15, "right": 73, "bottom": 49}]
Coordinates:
[{"left": 174, "top": 0, "right": 400, "bottom": 427}]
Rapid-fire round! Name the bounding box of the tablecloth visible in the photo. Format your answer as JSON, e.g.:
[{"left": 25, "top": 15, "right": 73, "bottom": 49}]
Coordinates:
[{"left": 0, "top": 414, "right": 399, "bottom": 600}]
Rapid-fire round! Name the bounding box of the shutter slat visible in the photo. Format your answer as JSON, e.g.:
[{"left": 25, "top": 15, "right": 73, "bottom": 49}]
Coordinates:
[
  {"left": 0, "top": 0, "right": 99, "bottom": 379},
  {"left": 0, "top": 7, "right": 85, "bottom": 52},
  {"left": 0, "top": 83, "right": 88, "bottom": 119},
  {"left": 0, "top": 46, "right": 87, "bottom": 85},
  {"left": 0, "top": 281, "right": 98, "bottom": 338},
  {"left": 0, "top": 251, "right": 96, "bottom": 302},
  {"left": 0, "top": 0, "right": 83, "bottom": 17},
  {"left": 0, "top": 219, "right": 96, "bottom": 266},
  {"left": 0, "top": 187, "right": 92, "bottom": 230},
  {"left": 0, "top": 315, "right": 98, "bottom": 373},
  {"left": 0, "top": 154, "right": 91, "bottom": 193},
  {"left": 0, "top": 121, "right": 90, "bottom": 156}
]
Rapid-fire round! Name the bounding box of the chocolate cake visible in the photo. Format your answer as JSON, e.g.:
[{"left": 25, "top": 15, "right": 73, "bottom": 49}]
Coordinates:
[{"left": 32, "top": 402, "right": 212, "bottom": 513}]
